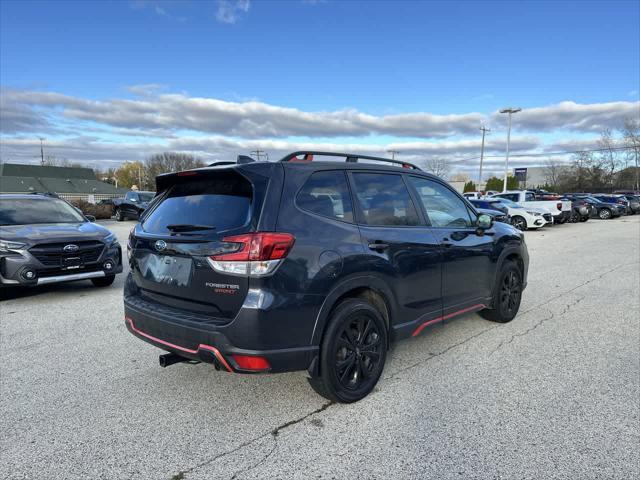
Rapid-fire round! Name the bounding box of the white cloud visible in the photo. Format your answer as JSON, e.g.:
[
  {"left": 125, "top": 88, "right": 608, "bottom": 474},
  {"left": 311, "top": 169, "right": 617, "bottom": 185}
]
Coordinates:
[
  {"left": 216, "top": 0, "right": 250, "bottom": 24},
  {"left": 491, "top": 101, "right": 640, "bottom": 133}
]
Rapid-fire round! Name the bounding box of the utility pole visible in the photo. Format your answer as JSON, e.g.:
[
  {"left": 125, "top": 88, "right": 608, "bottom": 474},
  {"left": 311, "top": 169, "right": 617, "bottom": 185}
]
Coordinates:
[
  {"left": 499, "top": 107, "right": 521, "bottom": 192},
  {"left": 387, "top": 150, "right": 400, "bottom": 160},
  {"left": 478, "top": 126, "right": 490, "bottom": 186},
  {"left": 251, "top": 150, "right": 266, "bottom": 161},
  {"left": 39, "top": 138, "right": 45, "bottom": 166}
]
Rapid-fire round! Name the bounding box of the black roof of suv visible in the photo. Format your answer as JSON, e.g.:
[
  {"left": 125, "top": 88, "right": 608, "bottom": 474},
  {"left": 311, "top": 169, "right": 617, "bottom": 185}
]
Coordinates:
[{"left": 124, "top": 151, "right": 529, "bottom": 402}]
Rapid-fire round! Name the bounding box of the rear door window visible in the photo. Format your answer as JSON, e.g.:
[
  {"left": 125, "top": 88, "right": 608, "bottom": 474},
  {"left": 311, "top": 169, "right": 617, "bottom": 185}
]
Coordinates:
[
  {"left": 142, "top": 175, "right": 252, "bottom": 234},
  {"left": 351, "top": 173, "right": 420, "bottom": 226},
  {"left": 296, "top": 171, "right": 354, "bottom": 222}
]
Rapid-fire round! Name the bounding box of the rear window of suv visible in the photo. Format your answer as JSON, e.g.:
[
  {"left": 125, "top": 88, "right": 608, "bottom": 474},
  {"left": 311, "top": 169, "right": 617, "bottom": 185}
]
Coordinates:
[
  {"left": 296, "top": 171, "right": 354, "bottom": 222},
  {"left": 142, "top": 174, "right": 252, "bottom": 234}
]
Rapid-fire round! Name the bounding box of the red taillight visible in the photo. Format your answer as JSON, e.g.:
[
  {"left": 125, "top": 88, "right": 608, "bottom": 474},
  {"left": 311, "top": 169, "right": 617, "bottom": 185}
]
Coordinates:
[
  {"left": 232, "top": 354, "right": 271, "bottom": 371},
  {"left": 208, "top": 232, "right": 295, "bottom": 277},
  {"left": 176, "top": 171, "right": 199, "bottom": 176},
  {"left": 557, "top": 202, "right": 562, "bottom": 211},
  {"left": 211, "top": 233, "right": 295, "bottom": 261}
]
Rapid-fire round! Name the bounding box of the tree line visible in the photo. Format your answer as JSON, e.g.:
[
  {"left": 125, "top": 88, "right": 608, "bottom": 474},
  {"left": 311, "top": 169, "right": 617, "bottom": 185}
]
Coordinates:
[
  {"left": 541, "top": 119, "right": 639, "bottom": 193},
  {"left": 97, "top": 153, "right": 205, "bottom": 190}
]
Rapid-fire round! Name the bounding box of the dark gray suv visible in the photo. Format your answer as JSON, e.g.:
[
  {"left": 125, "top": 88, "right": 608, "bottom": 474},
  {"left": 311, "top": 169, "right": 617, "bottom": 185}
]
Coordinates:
[{"left": 0, "top": 194, "right": 123, "bottom": 287}]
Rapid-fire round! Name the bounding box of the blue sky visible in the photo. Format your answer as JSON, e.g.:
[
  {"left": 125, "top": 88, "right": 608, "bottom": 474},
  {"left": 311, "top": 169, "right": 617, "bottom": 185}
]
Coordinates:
[{"left": 1, "top": 0, "right": 639, "bottom": 176}]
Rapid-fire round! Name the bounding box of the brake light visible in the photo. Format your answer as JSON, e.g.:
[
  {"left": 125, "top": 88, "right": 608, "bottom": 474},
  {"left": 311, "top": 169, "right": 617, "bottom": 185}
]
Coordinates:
[
  {"left": 232, "top": 354, "right": 271, "bottom": 371},
  {"left": 557, "top": 202, "right": 562, "bottom": 210},
  {"left": 208, "top": 232, "right": 295, "bottom": 276},
  {"left": 176, "top": 171, "right": 199, "bottom": 176}
]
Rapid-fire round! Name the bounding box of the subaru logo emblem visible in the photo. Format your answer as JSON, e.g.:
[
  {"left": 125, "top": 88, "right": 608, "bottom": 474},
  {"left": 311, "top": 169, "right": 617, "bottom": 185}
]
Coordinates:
[
  {"left": 63, "top": 244, "right": 79, "bottom": 253},
  {"left": 154, "top": 240, "right": 167, "bottom": 252}
]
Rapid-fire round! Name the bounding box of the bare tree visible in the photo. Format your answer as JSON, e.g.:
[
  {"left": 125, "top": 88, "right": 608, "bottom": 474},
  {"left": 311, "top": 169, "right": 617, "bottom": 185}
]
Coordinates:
[
  {"left": 144, "top": 152, "right": 205, "bottom": 189},
  {"left": 597, "top": 129, "right": 621, "bottom": 191},
  {"left": 423, "top": 157, "right": 451, "bottom": 179},
  {"left": 542, "top": 158, "right": 564, "bottom": 189},
  {"left": 620, "top": 118, "right": 640, "bottom": 190}
]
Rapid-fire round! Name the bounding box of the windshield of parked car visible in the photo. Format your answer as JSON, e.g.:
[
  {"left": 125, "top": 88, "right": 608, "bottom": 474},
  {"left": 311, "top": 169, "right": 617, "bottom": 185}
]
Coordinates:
[
  {"left": 0, "top": 197, "right": 86, "bottom": 225},
  {"left": 138, "top": 192, "right": 154, "bottom": 202},
  {"left": 494, "top": 198, "right": 524, "bottom": 209}
]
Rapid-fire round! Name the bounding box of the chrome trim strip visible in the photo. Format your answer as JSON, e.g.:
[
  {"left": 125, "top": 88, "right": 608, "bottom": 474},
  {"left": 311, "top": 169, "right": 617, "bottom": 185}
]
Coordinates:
[{"left": 36, "top": 270, "right": 105, "bottom": 285}]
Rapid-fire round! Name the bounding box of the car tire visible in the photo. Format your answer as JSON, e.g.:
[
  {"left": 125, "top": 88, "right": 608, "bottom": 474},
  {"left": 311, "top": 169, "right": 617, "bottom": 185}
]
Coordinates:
[
  {"left": 598, "top": 208, "right": 612, "bottom": 220},
  {"left": 91, "top": 275, "right": 116, "bottom": 287},
  {"left": 115, "top": 208, "right": 125, "bottom": 222},
  {"left": 511, "top": 215, "right": 527, "bottom": 231},
  {"left": 308, "top": 298, "right": 387, "bottom": 403},
  {"left": 579, "top": 216, "right": 589, "bottom": 222},
  {"left": 570, "top": 211, "right": 580, "bottom": 223},
  {"left": 480, "top": 260, "right": 523, "bottom": 323}
]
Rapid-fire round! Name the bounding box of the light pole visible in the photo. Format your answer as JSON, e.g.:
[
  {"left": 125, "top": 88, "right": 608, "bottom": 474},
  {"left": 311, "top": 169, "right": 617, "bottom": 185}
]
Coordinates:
[
  {"left": 499, "top": 107, "right": 521, "bottom": 192},
  {"left": 387, "top": 150, "right": 400, "bottom": 160},
  {"left": 478, "top": 126, "right": 490, "bottom": 186}
]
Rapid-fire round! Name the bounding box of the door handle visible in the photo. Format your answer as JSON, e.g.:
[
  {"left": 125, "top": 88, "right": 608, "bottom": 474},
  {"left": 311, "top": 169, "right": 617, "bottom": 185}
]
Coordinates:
[{"left": 368, "top": 242, "right": 390, "bottom": 251}]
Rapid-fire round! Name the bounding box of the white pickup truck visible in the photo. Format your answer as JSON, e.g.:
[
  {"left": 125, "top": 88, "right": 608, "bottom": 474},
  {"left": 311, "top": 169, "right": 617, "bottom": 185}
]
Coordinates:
[{"left": 492, "top": 190, "right": 572, "bottom": 224}]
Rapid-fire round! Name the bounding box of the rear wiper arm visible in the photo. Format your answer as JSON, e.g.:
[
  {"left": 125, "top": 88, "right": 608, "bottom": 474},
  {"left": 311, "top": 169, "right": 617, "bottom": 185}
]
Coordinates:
[{"left": 166, "top": 224, "right": 216, "bottom": 232}]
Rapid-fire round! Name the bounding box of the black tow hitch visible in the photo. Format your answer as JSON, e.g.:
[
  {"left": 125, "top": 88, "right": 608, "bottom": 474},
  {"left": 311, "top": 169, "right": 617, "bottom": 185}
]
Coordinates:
[{"left": 159, "top": 352, "right": 191, "bottom": 368}]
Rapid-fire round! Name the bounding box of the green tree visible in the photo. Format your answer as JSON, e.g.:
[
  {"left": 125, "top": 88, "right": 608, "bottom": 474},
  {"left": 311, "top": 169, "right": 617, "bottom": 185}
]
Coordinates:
[
  {"left": 115, "top": 161, "right": 146, "bottom": 189},
  {"left": 484, "top": 176, "right": 518, "bottom": 191},
  {"left": 463, "top": 180, "right": 476, "bottom": 192}
]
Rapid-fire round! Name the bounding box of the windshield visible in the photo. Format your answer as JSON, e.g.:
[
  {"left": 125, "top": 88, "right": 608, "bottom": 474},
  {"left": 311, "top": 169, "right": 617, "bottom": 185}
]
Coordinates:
[
  {"left": 0, "top": 197, "right": 86, "bottom": 226},
  {"left": 494, "top": 198, "right": 523, "bottom": 209},
  {"left": 138, "top": 192, "right": 154, "bottom": 202}
]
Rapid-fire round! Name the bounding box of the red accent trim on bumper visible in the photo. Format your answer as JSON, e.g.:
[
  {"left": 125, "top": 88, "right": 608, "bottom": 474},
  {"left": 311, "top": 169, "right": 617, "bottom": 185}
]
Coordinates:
[
  {"left": 411, "top": 303, "right": 486, "bottom": 337},
  {"left": 125, "top": 317, "right": 233, "bottom": 372}
]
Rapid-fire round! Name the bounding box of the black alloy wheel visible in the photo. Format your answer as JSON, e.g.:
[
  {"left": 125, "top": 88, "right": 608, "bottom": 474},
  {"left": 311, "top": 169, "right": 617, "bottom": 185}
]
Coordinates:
[
  {"left": 499, "top": 270, "right": 522, "bottom": 319},
  {"left": 308, "top": 299, "right": 387, "bottom": 403},
  {"left": 480, "top": 260, "right": 522, "bottom": 323}
]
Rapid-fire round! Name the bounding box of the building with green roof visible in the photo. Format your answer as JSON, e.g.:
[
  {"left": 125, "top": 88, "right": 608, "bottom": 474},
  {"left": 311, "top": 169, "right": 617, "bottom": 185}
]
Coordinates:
[{"left": 0, "top": 163, "right": 129, "bottom": 202}]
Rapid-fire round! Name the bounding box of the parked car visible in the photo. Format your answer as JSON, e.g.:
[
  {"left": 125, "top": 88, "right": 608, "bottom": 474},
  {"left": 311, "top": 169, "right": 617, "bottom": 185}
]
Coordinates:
[
  {"left": 492, "top": 190, "right": 572, "bottom": 224},
  {"left": 476, "top": 207, "right": 509, "bottom": 224},
  {"left": 480, "top": 197, "right": 548, "bottom": 230},
  {"left": 621, "top": 195, "right": 640, "bottom": 214},
  {"left": 559, "top": 196, "right": 592, "bottom": 222},
  {"left": 124, "top": 151, "right": 529, "bottom": 403},
  {"left": 462, "top": 191, "right": 483, "bottom": 200},
  {"left": 0, "top": 194, "right": 123, "bottom": 287},
  {"left": 112, "top": 191, "right": 155, "bottom": 221},
  {"left": 569, "top": 195, "right": 621, "bottom": 219},
  {"left": 592, "top": 195, "right": 629, "bottom": 216}
]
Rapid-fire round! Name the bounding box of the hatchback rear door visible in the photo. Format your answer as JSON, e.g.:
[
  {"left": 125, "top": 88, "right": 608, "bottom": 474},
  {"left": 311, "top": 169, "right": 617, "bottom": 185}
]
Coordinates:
[{"left": 129, "top": 165, "right": 278, "bottom": 320}]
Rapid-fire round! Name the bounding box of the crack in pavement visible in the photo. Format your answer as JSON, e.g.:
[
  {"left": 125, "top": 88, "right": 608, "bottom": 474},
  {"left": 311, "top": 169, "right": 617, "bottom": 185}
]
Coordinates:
[
  {"left": 385, "top": 324, "right": 500, "bottom": 381},
  {"left": 166, "top": 263, "right": 635, "bottom": 479},
  {"left": 384, "top": 262, "right": 631, "bottom": 381},
  {"left": 169, "top": 401, "right": 333, "bottom": 480},
  {"left": 490, "top": 293, "right": 585, "bottom": 355}
]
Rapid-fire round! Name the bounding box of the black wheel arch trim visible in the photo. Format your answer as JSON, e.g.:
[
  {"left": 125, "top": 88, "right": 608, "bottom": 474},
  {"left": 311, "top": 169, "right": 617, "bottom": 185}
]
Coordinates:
[{"left": 309, "top": 274, "right": 396, "bottom": 347}]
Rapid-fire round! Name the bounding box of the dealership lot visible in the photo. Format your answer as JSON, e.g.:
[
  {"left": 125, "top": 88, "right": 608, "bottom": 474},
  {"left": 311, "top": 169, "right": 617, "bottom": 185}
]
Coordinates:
[{"left": 1, "top": 217, "right": 639, "bottom": 479}]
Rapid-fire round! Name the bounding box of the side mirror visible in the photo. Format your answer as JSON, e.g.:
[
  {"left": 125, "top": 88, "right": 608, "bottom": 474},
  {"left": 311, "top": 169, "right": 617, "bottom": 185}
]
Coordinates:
[
  {"left": 85, "top": 215, "right": 96, "bottom": 222},
  {"left": 476, "top": 214, "right": 492, "bottom": 234}
]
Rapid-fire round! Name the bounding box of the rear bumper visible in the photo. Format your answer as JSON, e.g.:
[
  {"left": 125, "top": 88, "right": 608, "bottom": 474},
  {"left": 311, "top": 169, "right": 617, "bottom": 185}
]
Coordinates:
[{"left": 124, "top": 292, "right": 318, "bottom": 374}]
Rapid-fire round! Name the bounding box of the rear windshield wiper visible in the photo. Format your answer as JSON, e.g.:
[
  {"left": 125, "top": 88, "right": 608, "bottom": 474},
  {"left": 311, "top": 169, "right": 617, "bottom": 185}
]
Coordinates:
[{"left": 166, "top": 224, "right": 216, "bottom": 232}]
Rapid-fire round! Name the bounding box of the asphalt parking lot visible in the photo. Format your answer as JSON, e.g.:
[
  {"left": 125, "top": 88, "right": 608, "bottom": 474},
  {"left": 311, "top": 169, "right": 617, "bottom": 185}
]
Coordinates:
[{"left": 1, "top": 217, "right": 639, "bottom": 480}]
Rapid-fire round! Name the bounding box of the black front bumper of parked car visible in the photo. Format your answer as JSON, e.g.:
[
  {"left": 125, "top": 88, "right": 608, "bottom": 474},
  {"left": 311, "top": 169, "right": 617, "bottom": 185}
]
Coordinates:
[{"left": 0, "top": 242, "right": 123, "bottom": 286}]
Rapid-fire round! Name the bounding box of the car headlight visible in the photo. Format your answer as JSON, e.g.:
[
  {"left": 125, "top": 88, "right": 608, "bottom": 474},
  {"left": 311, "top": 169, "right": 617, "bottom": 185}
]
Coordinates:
[
  {"left": 0, "top": 239, "right": 26, "bottom": 253},
  {"left": 104, "top": 233, "right": 118, "bottom": 245},
  {"left": 526, "top": 211, "right": 541, "bottom": 216}
]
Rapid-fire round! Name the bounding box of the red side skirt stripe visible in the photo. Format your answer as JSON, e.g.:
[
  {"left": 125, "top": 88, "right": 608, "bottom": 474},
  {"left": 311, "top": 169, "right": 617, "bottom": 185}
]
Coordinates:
[
  {"left": 125, "top": 317, "right": 233, "bottom": 372},
  {"left": 412, "top": 303, "right": 486, "bottom": 337}
]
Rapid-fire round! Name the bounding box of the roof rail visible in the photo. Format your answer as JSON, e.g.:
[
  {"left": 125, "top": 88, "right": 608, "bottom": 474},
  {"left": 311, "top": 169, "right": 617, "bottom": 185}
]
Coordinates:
[{"left": 279, "top": 151, "right": 422, "bottom": 171}]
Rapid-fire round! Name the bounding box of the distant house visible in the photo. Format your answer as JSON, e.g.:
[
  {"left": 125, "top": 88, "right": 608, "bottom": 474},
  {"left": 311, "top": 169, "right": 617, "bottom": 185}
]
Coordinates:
[{"left": 0, "top": 163, "right": 129, "bottom": 203}]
